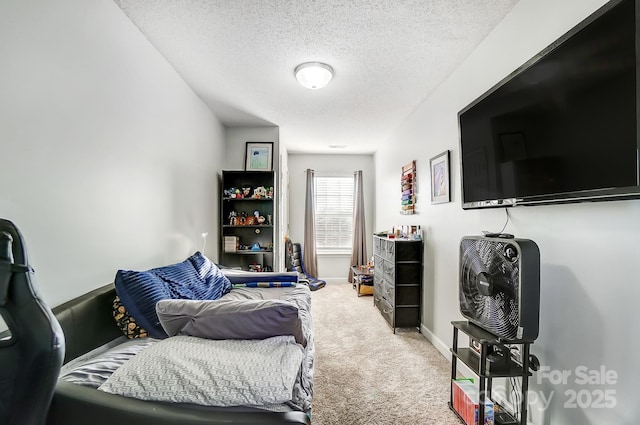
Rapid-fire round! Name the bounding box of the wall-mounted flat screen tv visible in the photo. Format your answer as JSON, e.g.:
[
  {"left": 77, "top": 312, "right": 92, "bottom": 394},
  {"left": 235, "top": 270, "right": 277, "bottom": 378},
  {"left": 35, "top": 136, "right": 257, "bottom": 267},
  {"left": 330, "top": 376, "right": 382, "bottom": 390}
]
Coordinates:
[{"left": 458, "top": 0, "right": 640, "bottom": 209}]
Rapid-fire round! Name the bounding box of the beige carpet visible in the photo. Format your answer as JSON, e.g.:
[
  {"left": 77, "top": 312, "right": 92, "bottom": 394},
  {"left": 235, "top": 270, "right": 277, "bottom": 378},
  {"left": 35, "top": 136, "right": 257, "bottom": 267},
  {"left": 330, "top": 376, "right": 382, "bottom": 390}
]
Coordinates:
[{"left": 309, "top": 281, "right": 461, "bottom": 425}]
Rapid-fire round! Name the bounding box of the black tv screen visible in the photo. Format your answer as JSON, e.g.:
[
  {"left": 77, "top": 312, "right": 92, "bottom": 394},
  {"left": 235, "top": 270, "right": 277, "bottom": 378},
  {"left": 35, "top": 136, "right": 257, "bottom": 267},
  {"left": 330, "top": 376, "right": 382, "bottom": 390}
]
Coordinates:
[{"left": 459, "top": 0, "right": 640, "bottom": 209}]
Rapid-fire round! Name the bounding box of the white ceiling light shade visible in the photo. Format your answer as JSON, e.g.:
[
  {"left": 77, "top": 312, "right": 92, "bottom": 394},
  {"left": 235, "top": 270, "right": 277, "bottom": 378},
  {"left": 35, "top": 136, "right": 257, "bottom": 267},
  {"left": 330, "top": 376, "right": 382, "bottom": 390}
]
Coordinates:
[{"left": 294, "top": 62, "right": 334, "bottom": 89}]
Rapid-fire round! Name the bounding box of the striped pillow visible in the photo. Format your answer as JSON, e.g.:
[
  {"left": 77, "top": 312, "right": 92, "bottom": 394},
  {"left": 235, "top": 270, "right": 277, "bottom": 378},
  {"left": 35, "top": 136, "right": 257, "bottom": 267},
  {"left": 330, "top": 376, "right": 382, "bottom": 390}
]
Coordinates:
[{"left": 114, "top": 252, "right": 231, "bottom": 338}]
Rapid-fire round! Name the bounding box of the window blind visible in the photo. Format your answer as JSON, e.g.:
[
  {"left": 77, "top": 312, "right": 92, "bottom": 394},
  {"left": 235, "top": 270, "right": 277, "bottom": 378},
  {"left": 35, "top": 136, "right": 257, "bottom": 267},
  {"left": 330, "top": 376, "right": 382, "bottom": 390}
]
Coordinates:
[{"left": 314, "top": 176, "right": 353, "bottom": 251}]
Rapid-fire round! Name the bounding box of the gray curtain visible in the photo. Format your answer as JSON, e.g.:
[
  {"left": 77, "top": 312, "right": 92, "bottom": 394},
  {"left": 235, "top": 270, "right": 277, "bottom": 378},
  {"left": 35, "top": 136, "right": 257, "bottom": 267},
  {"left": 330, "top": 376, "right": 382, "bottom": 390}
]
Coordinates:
[
  {"left": 303, "top": 169, "right": 319, "bottom": 278},
  {"left": 348, "top": 170, "right": 367, "bottom": 283}
]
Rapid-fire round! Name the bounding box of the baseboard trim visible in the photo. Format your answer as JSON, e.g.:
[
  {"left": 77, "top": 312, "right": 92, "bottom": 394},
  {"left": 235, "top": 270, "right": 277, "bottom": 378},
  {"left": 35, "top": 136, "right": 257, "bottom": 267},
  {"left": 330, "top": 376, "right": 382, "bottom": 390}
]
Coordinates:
[
  {"left": 420, "top": 323, "right": 475, "bottom": 378},
  {"left": 419, "top": 324, "right": 449, "bottom": 358},
  {"left": 322, "top": 277, "right": 349, "bottom": 284}
]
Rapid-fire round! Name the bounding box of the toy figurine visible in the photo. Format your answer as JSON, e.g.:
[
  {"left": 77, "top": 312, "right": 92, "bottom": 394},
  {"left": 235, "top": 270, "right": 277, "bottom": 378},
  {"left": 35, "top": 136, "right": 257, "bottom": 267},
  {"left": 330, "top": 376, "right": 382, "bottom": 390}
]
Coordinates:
[
  {"left": 253, "top": 186, "right": 267, "bottom": 198},
  {"left": 228, "top": 210, "right": 237, "bottom": 225},
  {"left": 239, "top": 211, "right": 247, "bottom": 225},
  {"left": 241, "top": 185, "right": 252, "bottom": 198},
  {"left": 254, "top": 210, "right": 266, "bottom": 224}
]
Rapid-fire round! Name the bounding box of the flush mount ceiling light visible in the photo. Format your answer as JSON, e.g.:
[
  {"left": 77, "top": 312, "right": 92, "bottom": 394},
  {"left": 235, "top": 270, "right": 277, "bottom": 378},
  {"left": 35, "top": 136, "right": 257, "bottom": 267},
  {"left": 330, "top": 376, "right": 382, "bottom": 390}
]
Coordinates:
[{"left": 294, "top": 62, "right": 334, "bottom": 89}]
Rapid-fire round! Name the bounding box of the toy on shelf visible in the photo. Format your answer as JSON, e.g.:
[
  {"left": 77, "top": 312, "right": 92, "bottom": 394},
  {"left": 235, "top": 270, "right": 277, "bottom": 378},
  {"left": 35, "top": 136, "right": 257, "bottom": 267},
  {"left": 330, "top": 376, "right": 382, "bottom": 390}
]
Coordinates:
[
  {"left": 241, "top": 185, "right": 252, "bottom": 198},
  {"left": 223, "top": 187, "right": 236, "bottom": 198},
  {"left": 254, "top": 210, "right": 266, "bottom": 224},
  {"left": 225, "top": 185, "right": 273, "bottom": 200},
  {"left": 253, "top": 186, "right": 267, "bottom": 198},
  {"left": 228, "top": 210, "right": 237, "bottom": 225}
]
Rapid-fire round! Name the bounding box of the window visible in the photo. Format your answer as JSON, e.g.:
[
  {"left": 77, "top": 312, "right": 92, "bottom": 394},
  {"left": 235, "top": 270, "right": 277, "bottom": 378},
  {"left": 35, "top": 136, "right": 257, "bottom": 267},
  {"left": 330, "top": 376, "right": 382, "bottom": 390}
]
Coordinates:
[{"left": 314, "top": 176, "right": 354, "bottom": 252}]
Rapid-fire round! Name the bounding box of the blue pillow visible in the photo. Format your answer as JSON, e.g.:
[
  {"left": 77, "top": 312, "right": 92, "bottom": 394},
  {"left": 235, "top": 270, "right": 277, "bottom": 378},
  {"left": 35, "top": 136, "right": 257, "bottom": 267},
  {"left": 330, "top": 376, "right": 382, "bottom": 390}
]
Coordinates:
[
  {"left": 222, "top": 271, "right": 298, "bottom": 284},
  {"left": 188, "top": 251, "right": 232, "bottom": 297},
  {"left": 114, "top": 252, "right": 231, "bottom": 338}
]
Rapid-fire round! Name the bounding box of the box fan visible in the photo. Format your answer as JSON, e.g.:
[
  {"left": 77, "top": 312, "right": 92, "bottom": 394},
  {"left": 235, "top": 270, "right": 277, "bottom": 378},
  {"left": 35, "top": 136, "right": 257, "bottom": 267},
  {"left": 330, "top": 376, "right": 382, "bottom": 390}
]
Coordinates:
[{"left": 459, "top": 235, "right": 540, "bottom": 342}]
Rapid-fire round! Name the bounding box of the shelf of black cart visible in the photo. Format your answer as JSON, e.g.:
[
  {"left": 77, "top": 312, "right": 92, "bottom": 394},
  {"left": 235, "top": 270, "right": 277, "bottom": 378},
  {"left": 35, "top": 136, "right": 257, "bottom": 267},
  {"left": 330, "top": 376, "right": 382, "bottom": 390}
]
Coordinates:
[
  {"left": 450, "top": 348, "right": 530, "bottom": 378},
  {"left": 451, "top": 320, "right": 530, "bottom": 345},
  {"left": 451, "top": 402, "right": 524, "bottom": 425},
  {"left": 223, "top": 225, "right": 273, "bottom": 228}
]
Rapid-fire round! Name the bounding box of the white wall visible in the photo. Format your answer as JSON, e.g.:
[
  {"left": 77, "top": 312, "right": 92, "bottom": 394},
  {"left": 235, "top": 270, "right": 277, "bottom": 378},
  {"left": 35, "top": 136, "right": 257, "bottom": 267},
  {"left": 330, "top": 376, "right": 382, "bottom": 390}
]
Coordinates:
[
  {"left": 375, "top": 0, "right": 639, "bottom": 424},
  {"left": 0, "top": 0, "right": 226, "bottom": 306},
  {"left": 225, "top": 127, "right": 280, "bottom": 171},
  {"left": 288, "top": 154, "right": 375, "bottom": 281}
]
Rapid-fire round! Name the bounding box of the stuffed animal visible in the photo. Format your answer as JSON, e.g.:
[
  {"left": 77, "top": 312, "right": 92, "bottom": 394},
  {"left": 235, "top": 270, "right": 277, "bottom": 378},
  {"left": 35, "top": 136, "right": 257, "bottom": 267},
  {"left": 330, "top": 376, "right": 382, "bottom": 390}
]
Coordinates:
[{"left": 253, "top": 186, "right": 267, "bottom": 198}]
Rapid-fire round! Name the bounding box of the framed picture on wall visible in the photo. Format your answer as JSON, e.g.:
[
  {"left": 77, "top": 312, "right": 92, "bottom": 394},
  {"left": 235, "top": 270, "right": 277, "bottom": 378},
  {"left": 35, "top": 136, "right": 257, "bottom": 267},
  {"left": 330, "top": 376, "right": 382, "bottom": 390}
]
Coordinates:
[
  {"left": 244, "top": 142, "right": 273, "bottom": 171},
  {"left": 430, "top": 150, "right": 450, "bottom": 204}
]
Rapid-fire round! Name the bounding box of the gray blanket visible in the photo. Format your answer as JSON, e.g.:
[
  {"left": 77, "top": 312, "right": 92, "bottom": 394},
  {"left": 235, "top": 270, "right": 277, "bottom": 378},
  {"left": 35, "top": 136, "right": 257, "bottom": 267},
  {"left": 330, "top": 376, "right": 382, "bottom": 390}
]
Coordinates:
[
  {"left": 58, "top": 285, "right": 314, "bottom": 414},
  {"left": 99, "top": 335, "right": 304, "bottom": 407},
  {"left": 220, "top": 286, "right": 314, "bottom": 413}
]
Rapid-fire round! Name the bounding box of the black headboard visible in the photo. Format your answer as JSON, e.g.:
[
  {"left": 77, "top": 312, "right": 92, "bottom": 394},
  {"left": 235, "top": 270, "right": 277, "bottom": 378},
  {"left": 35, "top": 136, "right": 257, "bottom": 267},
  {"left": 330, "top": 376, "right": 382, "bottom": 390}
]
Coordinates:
[{"left": 52, "top": 284, "right": 122, "bottom": 363}]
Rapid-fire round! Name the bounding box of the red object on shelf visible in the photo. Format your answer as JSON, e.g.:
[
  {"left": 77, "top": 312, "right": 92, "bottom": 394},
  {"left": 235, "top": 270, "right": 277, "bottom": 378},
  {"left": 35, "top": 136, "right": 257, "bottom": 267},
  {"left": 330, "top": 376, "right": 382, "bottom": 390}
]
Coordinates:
[{"left": 452, "top": 380, "right": 494, "bottom": 425}]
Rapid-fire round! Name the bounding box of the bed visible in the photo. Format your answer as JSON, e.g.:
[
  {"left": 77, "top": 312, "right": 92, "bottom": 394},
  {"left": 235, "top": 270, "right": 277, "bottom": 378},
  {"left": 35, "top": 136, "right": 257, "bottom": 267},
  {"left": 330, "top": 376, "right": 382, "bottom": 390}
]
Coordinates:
[{"left": 45, "top": 255, "right": 314, "bottom": 425}]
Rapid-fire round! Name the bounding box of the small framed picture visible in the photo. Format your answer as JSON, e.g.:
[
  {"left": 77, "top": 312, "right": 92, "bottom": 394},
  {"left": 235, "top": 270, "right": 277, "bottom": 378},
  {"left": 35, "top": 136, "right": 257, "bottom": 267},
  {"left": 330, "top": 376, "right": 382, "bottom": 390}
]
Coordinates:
[
  {"left": 430, "top": 150, "right": 450, "bottom": 204},
  {"left": 244, "top": 142, "right": 274, "bottom": 171}
]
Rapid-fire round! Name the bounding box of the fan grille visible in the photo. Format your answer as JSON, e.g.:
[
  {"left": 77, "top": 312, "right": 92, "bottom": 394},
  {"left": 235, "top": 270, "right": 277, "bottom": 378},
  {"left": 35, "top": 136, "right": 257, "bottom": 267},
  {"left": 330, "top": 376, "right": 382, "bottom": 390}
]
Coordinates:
[{"left": 459, "top": 238, "right": 520, "bottom": 340}]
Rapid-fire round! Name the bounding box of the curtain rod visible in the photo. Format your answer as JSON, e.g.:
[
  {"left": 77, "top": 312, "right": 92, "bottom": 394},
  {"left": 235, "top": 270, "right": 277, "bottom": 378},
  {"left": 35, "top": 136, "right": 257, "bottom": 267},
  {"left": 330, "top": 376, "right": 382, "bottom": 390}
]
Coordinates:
[{"left": 304, "top": 170, "right": 363, "bottom": 176}]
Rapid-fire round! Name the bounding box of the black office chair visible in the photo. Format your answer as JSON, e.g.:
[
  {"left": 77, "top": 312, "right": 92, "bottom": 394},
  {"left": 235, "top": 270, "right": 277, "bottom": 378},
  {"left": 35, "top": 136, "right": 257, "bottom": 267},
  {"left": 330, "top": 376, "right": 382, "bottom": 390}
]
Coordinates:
[
  {"left": 290, "top": 243, "right": 326, "bottom": 291},
  {"left": 0, "top": 219, "right": 65, "bottom": 425}
]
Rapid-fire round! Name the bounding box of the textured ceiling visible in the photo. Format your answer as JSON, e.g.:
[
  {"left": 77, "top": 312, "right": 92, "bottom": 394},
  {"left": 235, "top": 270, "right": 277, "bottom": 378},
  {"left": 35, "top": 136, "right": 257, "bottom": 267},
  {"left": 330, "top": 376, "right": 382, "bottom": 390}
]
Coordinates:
[{"left": 115, "top": 0, "right": 519, "bottom": 154}]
